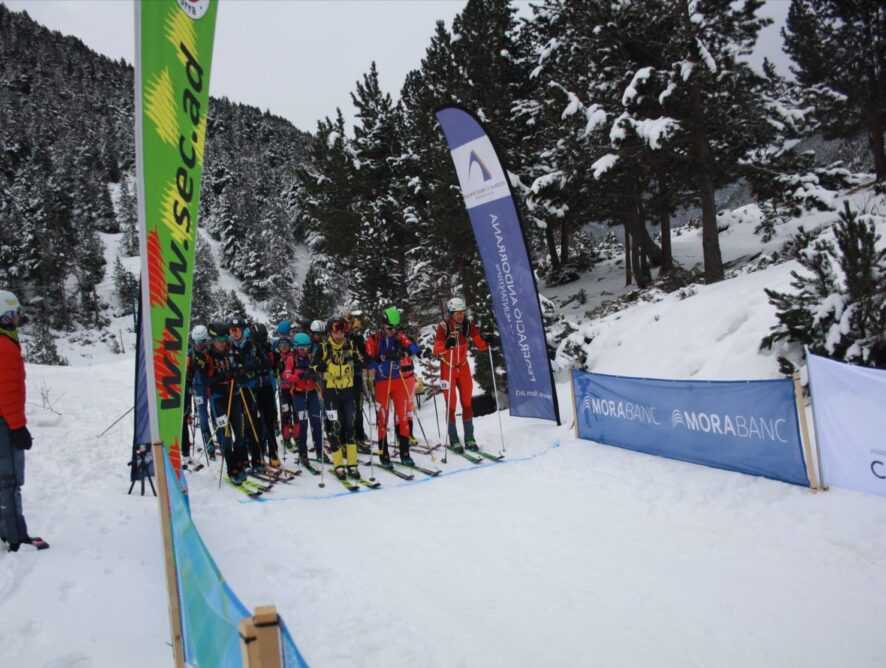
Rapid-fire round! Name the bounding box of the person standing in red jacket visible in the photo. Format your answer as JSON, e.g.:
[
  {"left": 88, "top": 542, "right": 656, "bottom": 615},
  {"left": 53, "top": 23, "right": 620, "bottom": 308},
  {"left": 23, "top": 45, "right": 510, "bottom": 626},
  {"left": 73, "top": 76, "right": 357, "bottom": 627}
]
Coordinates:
[
  {"left": 433, "top": 297, "right": 488, "bottom": 453},
  {"left": 0, "top": 291, "right": 48, "bottom": 552}
]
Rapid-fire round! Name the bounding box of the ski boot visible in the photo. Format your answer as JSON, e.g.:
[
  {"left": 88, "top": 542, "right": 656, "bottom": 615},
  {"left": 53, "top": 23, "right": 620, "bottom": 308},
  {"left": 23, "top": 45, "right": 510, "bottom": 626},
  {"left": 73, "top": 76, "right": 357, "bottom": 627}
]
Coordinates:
[
  {"left": 399, "top": 434, "right": 415, "bottom": 467},
  {"left": 377, "top": 439, "right": 393, "bottom": 468},
  {"left": 347, "top": 466, "right": 361, "bottom": 480},
  {"left": 449, "top": 439, "right": 465, "bottom": 454},
  {"left": 465, "top": 438, "right": 479, "bottom": 452},
  {"left": 269, "top": 457, "right": 281, "bottom": 467},
  {"left": 298, "top": 453, "right": 311, "bottom": 467},
  {"left": 232, "top": 469, "right": 247, "bottom": 485},
  {"left": 334, "top": 466, "right": 348, "bottom": 480}
]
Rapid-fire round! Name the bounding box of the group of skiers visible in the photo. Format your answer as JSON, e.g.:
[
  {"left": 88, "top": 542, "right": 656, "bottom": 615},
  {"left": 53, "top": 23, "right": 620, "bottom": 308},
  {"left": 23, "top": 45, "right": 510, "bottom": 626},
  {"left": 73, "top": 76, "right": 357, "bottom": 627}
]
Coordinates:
[{"left": 183, "top": 298, "right": 488, "bottom": 485}]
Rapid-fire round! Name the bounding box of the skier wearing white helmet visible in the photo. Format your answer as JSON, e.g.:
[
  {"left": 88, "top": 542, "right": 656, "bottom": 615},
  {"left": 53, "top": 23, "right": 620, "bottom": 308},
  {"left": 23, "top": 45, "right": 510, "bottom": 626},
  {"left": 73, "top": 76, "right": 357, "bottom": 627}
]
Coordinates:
[
  {"left": 433, "top": 296, "right": 488, "bottom": 452},
  {"left": 0, "top": 290, "right": 49, "bottom": 551},
  {"left": 186, "top": 324, "right": 213, "bottom": 463},
  {"left": 309, "top": 319, "right": 326, "bottom": 355}
]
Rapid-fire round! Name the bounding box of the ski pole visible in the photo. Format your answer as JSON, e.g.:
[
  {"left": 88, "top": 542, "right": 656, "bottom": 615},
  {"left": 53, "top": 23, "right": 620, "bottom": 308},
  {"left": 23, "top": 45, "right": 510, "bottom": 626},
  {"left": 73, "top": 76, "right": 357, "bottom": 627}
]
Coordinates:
[
  {"left": 367, "top": 377, "right": 376, "bottom": 482},
  {"left": 95, "top": 405, "right": 134, "bottom": 438},
  {"left": 488, "top": 345, "right": 506, "bottom": 456},
  {"left": 430, "top": 363, "right": 441, "bottom": 441},
  {"left": 317, "top": 381, "right": 326, "bottom": 489},
  {"left": 398, "top": 369, "right": 430, "bottom": 452}
]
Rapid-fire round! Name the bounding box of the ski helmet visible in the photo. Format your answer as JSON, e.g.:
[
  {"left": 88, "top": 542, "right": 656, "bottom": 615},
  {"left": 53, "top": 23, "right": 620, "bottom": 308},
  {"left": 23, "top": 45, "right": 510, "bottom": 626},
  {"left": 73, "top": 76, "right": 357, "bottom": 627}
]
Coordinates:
[
  {"left": 207, "top": 322, "right": 229, "bottom": 341},
  {"left": 328, "top": 317, "right": 347, "bottom": 334},
  {"left": 447, "top": 297, "right": 466, "bottom": 313},
  {"left": 294, "top": 332, "right": 311, "bottom": 347},
  {"left": 275, "top": 336, "right": 292, "bottom": 350},
  {"left": 0, "top": 290, "right": 20, "bottom": 314},
  {"left": 382, "top": 307, "right": 401, "bottom": 327},
  {"left": 310, "top": 319, "right": 326, "bottom": 335},
  {"left": 191, "top": 324, "right": 209, "bottom": 342},
  {"left": 0, "top": 289, "right": 21, "bottom": 328},
  {"left": 276, "top": 320, "right": 292, "bottom": 336}
]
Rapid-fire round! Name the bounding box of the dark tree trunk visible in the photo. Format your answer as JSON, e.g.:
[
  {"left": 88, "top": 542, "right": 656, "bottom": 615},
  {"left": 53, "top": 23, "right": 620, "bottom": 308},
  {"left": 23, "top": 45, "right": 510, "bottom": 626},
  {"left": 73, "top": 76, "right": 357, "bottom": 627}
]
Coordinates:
[
  {"left": 559, "top": 220, "right": 570, "bottom": 265},
  {"left": 679, "top": 0, "right": 724, "bottom": 283},
  {"left": 868, "top": 115, "right": 885, "bottom": 182},
  {"left": 634, "top": 201, "right": 662, "bottom": 267},
  {"left": 631, "top": 234, "right": 652, "bottom": 288},
  {"left": 623, "top": 225, "right": 632, "bottom": 286},
  {"left": 544, "top": 223, "right": 561, "bottom": 276},
  {"left": 659, "top": 208, "right": 673, "bottom": 273},
  {"left": 698, "top": 168, "right": 724, "bottom": 283}
]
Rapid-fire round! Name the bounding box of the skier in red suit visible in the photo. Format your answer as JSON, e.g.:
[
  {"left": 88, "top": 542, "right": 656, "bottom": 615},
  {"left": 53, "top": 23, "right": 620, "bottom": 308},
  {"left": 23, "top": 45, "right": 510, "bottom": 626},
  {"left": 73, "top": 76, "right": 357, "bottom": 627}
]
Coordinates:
[{"left": 433, "top": 297, "right": 487, "bottom": 452}]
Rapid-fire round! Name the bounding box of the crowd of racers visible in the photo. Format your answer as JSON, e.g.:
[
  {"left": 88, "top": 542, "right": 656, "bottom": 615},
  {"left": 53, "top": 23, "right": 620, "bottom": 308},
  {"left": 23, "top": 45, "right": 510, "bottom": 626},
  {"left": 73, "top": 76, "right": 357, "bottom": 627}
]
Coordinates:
[{"left": 183, "top": 299, "right": 487, "bottom": 484}]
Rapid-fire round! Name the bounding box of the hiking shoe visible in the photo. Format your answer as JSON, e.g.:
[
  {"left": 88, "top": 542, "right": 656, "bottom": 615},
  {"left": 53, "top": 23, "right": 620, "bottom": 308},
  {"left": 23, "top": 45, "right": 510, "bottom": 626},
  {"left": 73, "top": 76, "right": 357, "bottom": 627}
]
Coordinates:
[
  {"left": 347, "top": 466, "right": 361, "bottom": 480},
  {"left": 465, "top": 439, "right": 479, "bottom": 452},
  {"left": 23, "top": 537, "right": 49, "bottom": 550}
]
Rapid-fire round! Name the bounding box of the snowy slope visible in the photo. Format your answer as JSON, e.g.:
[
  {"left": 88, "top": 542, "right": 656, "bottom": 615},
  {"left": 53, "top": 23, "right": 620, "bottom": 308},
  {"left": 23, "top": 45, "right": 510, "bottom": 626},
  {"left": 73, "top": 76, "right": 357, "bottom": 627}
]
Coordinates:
[{"left": 1, "top": 187, "right": 885, "bottom": 667}]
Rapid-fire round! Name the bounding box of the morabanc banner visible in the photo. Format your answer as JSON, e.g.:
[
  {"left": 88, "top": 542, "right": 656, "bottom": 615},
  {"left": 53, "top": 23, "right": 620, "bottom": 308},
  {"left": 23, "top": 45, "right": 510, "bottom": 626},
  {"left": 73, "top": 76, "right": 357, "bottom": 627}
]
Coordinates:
[
  {"left": 436, "top": 105, "right": 560, "bottom": 424},
  {"left": 136, "top": 0, "right": 218, "bottom": 476},
  {"left": 572, "top": 369, "right": 810, "bottom": 486}
]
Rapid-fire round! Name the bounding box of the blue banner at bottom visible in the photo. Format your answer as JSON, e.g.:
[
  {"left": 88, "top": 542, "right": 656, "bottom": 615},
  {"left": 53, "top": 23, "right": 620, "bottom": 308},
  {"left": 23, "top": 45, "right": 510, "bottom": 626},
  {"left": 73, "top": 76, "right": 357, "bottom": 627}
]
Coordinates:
[
  {"left": 163, "top": 452, "right": 309, "bottom": 666},
  {"left": 572, "top": 369, "right": 809, "bottom": 486}
]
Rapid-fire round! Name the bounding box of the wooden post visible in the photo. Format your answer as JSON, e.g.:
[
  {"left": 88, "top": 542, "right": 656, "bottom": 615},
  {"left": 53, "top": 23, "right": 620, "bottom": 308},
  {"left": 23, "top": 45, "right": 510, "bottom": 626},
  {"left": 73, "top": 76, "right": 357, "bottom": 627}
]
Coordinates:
[
  {"left": 153, "top": 442, "right": 186, "bottom": 667},
  {"left": 241, "top": 605, "right": 283, "bottom": 668},
  {"left": 569, "top": 367, "right": 579, "bottom": 439},
  {"left": 792, "top": 372, "right": 820, "bottom": 491}
]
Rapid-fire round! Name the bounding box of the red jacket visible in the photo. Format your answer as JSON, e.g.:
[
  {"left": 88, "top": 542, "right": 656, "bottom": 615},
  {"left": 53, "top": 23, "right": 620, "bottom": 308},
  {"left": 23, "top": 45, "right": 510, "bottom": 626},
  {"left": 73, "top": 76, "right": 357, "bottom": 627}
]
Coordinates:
[
  {"left": 0, "top": 331, "right": 26, "bottom": 429},
  {"left": 433, "top": 317, "right": 487, "bottom": 367},
  {"left": 282, "top": 352, "right": 318, "bottom": 393}
]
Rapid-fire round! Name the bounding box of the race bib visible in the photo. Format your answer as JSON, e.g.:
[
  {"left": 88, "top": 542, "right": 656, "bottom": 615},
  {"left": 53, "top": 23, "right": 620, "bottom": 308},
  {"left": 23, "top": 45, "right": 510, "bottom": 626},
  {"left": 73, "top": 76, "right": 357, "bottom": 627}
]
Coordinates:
[
  {"left": 214, "top": 415, "right": 228, "bottom": 428},
  {"left": 194, "top": 397, "right": 204, "bottom": 406},
  {"left": 280, "top": 403, "right": 290, "bottom": 413},
  {"left": 325, "top": 409, "right": 339, "bottom": 421},
  {"left": 298, "top": 410, "right": 309, "bottom": 421},
  {"left": 439, "top": 380, "right": 450, "bottom": 390}
]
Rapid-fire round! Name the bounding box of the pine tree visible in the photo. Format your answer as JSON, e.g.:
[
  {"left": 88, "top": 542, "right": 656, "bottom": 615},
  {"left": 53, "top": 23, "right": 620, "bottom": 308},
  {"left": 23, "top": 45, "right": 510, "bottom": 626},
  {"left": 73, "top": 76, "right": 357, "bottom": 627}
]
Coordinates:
[
  {"left": 783, "top": 0, "right": 886, "bottom": 181},
  {"left": 117, "top": 175, "right": 139, "bottom": 257},
  {"left": 112, "top": 256, "right": 138, "bottom": 315},
  {"left": 191, "top": 233, "right": 220, "bottom": 326},
  {"left": 761, "top": 202, "right": 886, "bottom": 368},
  {"left": 24, "top": 316, "right": 68, "bottom": 366},
  {"left": 299, "top": 261, "right": 335, "bottom": 321},
  {"left": 657, "top": 0, "right": 776, "bottom": 283},
  {"left": 76, "top": 228, "right": 106, "bottom": 327}
]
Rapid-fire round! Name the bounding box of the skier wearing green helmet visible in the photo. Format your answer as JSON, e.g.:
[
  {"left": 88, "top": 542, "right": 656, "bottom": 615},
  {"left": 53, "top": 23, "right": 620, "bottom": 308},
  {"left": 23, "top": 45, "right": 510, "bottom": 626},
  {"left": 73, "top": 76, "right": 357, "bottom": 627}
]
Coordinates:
[{"left": 365, "top": 307, "right": 427, "bottom": 467}]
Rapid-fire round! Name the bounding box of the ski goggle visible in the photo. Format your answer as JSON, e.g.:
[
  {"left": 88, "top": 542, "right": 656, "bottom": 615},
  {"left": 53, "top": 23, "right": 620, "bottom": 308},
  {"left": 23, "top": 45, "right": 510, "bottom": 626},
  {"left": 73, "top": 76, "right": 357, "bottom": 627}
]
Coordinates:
[
  {"left": 383, "top": 324, "right": 397, "bottom": 332},
  {"left": 212, "top": 335, "right": 229, "bottom": 343},
  {"left": 296, "top": 345, "right": 310, "bottom": 353}
]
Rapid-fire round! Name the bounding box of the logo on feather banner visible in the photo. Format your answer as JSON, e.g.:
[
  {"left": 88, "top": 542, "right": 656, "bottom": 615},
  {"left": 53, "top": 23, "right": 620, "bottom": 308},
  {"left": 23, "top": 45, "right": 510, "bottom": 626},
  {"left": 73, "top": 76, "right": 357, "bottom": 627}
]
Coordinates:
[
  {"left": 177, "top": 0, "right": 211, "bottom": 20},
  {"left": 451, "top": 137, "right": 509, "bottom": 208}
]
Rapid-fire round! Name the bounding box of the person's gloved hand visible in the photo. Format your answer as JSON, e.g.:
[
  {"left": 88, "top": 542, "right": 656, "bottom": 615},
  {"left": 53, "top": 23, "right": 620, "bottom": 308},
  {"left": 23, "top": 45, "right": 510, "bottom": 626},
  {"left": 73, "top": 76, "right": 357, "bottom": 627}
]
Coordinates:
[{"left": 10, "top": 426, "right": 32, "bottom": 450}]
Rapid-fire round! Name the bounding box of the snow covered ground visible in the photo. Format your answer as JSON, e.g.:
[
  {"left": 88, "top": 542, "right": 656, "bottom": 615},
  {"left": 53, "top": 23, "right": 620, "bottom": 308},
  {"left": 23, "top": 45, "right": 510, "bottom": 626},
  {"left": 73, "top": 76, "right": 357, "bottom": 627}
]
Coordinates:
[{"left": 2, "top": 187, "right": 885, "bottom": 667}]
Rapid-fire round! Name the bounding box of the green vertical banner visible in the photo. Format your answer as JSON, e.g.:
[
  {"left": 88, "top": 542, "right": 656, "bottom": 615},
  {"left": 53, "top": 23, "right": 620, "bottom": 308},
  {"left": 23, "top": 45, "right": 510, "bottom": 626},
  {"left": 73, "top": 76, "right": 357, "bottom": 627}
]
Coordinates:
[{"left": 136, "top": 0, "right": 218, "bottom": 477}]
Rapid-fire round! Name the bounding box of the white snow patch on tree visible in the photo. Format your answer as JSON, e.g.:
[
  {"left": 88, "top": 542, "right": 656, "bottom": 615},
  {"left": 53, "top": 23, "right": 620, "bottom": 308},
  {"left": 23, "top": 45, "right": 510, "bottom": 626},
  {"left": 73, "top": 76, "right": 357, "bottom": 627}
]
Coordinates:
[
  {"left": 592, "top": 153, "right": 619, "bottom": 179},
  {"left": 622, "top": 67, "right": 653, "bottom": 106}
]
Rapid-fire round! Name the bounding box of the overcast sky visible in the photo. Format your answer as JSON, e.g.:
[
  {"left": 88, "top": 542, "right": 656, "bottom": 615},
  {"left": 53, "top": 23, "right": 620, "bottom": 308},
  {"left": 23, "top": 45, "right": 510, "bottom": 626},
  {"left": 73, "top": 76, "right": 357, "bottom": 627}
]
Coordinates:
[{"left": 5, "top": 0, "right": 792, "bottom": 134}]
